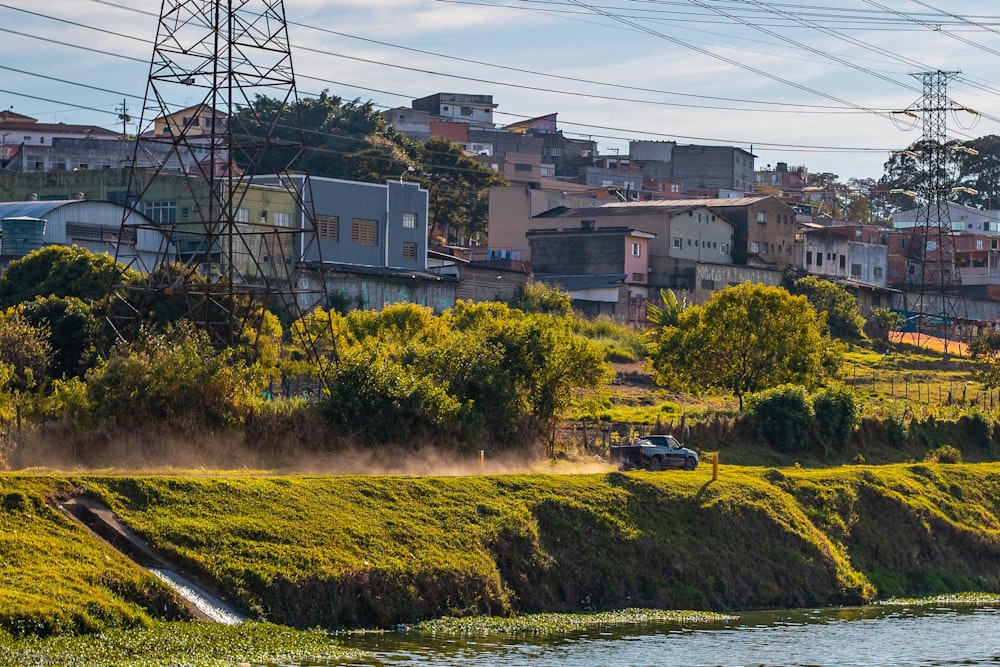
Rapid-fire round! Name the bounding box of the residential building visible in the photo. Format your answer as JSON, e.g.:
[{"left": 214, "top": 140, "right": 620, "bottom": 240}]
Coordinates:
[
  {"left": 1, "top": 137, "right": 212, "bottom": 174},
  {"left": 797, "top": 223, "right": 888, "bottom": 287},
  {"left": 487, "top": 184, "right": 599, "bottom": 260},
  {"left": 0, "top": 111, "right": 118, "bottom": 164},
  {"left": 151, "top": 104, "right": 227, "bottom": 139},
  {"left": 891, "top": 202, "right": 1000, "bottom": 233},
  {"left": 629, "top": 140, "right": 756, "bottom": 194},
  {"left": 411, "top": 93, "right": 497, "bottom": 127},
  {"left": 527, "top": 222, "right": 655, "bottom": 318}
]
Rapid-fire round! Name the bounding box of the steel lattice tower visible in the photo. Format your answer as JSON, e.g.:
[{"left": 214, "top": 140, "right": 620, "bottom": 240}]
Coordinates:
[
  {"left": 899, "top": 70, "right": 968, "bottom": 352},
  {"left": 114, "top": 0, "right": 328, "bottom": 353}
]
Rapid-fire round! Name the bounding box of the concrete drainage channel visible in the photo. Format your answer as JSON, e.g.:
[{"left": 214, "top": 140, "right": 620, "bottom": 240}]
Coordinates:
[{"left": 54, "top": 496, "right": 246, "bottom": 625}]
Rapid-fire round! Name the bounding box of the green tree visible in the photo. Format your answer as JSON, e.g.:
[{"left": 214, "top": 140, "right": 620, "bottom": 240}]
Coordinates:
[
  {"left": 969, "top": 329, "right": 1000, "bottom": 388},
  {"left": 21, "top": 296, "right": 102, "bottom": 381},
  {"left": 0, "top": 308, "right": 52, "bottom": 391},
  {"left": 790, "top": 275, "right": 866, "bottom": 342},
  {"left": 649, "top": 282, "right": 841, "bottom": 409},
  {"left": 868, "top": 307, "right": 905, "bottom": 352},
  {"left": 86, "top": 321, "right": 257, "bottom": 426},
  {"left": 0, "top": 245, "right": 135, "bottom": 309},
  {"left": 417, "top": 137, "right": 507, "bottom": 241}
]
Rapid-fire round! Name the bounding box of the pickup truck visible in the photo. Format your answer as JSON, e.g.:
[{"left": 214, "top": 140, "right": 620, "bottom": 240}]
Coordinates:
[{"left": 609, "top": 434, "right": 699, "bottom": 471}]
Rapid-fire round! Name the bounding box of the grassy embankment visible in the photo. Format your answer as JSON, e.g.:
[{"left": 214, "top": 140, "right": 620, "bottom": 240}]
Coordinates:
[{"left": 3, "top": 463, "right": 1000, "bottom": 637}]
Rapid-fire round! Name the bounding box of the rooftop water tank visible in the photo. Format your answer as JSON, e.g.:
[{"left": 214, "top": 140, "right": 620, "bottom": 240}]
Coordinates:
[{"left": 1, "top": 216, "right": 47, "bottom": 257}]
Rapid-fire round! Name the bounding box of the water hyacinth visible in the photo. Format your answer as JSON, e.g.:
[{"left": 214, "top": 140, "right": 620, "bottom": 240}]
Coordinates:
[
  {"left": 414, "top": 608, "right": 738, "bottom": 636},
  {"left": 0, "top": 621, "right": 364, "bottom": 667},
  {"left": 875, "top": 592, "right": 1000, "bottom": 607}
]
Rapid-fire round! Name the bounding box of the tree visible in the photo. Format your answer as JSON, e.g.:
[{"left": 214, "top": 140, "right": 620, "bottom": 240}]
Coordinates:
[
  {"left": 0, "top": 245, "right": 135, "bottom": 309},
  {"left": 968, "top": 329, "right": 1000, "bottom": 388},
  {"left": 0, "top": 308, "right": 52, "bottom": 391},
  {"left": 955, "top": 135, "right": 1000, "bottom": 210},
  {"left": 649, "top": 282, "right": 841, "bottom": 409},
  {"left": 790, "top": 276, "right": 866, "bottom": 342},
  {"left": 646, "top": 288, "right": 687, "bottom": 327},
  {"left": 417, "top": 137, "right": 507, "bottom": 242},
  {"left": 21, "top": 296, "right": 102, "bottom": 381}
]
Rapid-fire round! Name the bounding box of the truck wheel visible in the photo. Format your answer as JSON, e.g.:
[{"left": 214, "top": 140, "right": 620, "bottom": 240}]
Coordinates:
[
  {"left": 647, "top": 457, "right": 663, "bottom": 472},
  {"left": 684, "top": 457, "right": 697, "bottom": 471}
]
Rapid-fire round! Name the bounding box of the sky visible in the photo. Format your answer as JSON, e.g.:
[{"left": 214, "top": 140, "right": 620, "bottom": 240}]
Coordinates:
[{"left": 3, "top": 1, "right": 1000, "bottom": 182}]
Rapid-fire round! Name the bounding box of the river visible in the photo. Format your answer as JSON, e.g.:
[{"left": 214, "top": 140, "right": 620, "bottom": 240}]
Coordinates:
[{"left": 333, "top": 603, "right": 1000, "bottom": 666}]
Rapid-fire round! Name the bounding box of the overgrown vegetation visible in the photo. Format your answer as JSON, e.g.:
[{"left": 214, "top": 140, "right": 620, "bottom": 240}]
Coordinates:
[{"left": 3, "top": 465, "right": 1000, "bottom": 638}]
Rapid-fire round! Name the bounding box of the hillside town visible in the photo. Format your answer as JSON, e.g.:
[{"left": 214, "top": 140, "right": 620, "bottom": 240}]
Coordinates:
[{"left": 2, "top": 92, "right": 995, "bottom": 339}]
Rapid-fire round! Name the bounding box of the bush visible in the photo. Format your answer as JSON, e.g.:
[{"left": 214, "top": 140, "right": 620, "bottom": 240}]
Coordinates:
[
  {"left": 957, "top": 410, "right": 994, "bottom": 454},
  {"left": 924, "top": 444, "right": 963, "bottom": 464},
  {"left": 812, "top": 384, "right": 859, "bottom": 449},
  {"left": 746, "top": 385, "right": 814, "bottom": 453}
]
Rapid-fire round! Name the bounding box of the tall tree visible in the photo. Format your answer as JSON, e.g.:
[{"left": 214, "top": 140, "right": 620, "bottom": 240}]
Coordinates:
[
  {"left": 956, "top": 135, "right": 1000, "bottom": 210},
  {"left": 649, "top": 282, "right": 841, "bottom": 409},
  {"left": 417, "top": 137, "right": 507, "bottom": 242}
]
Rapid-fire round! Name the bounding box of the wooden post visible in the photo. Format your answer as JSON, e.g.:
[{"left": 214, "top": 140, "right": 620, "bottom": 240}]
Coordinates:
[
  {"left": 712, "top": 453, "right": 719, "bottom": 481},
  {"left": 478, "top": 450, "right": 485, "bottom": 472}
]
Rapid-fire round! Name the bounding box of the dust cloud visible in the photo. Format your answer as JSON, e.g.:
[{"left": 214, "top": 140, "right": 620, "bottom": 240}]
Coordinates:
[{"left": 5, "top": 426, "right": 618, "bottom": 477}]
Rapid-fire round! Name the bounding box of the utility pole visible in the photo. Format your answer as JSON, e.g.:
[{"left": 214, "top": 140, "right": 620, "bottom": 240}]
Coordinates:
[{"left": 115, "top": 99, "right": 130, "bottom": 139}]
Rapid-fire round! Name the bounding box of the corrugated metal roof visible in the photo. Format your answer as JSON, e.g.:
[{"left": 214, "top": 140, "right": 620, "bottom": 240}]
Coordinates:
[{"left": 0, "top": 200, "right": 84, "bottom": 220}]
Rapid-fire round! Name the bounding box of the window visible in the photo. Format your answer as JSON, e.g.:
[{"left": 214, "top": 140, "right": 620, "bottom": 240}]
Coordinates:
[
  {"left": 631, "top": 272, "right": 644, "bottom": 282},
  {"left": 513, "top": 163, "right": 532, "bottom": 172},
  {"left": 402, "top": 241, "right": 418, "bottom": 260},
  {"left": 701, "top": 279, "right": 716, "bottom": 290},
  {"left": 874, "top": 267, "right": 884, "bottom": 279},
  {"left": 460, "top": 106, "right": 473, "bottom": 116},
  {"left": 977, "top": 239, "right": 984, "bottom": 250},
  {"left": 851, "top": 263, "right": 862, "bottom": 277},
  {"left": 631, "top": 243, "right": 641, "bottom": 257},
  {"left": 272, "top": 211, "right": 291, "bottom": 227},
  {"left": 235, "top": 208, "right": 250, "bottom": 223},
  {"left": 756, "top": 211, "right": 767, "bottom": 223},
  {"left": 143, "top": 200, "right": 177, "bottom": 224},
  {"left": 314, "top": 215, "right": 338, "bottom": 241},
  {"left": 672, "top": 237, "right": 682, "bottom": 249},
  {"left": 670, "top": 184, "right": 680, "bottom": 193},
  {"left": 816, "top": 253, "right": 823, "bottom": 266},
  {"left": 352, "top": 218, "right": 378, "bottom": 245},
  {"left": 51, "top": 162, "right": 66, "bottom": 171},
  {"left": 839, "top": 255, "right": 846, "bottom": 269},
  {"left": 751, "top": 242, "right": 760, "bottom": 253},
  {"left": 762, "top": 242, "right": 769, "bottom": 254},
  {"left": 402, "top": 212, "right": 417, "bottom": 229},
  {"left": 806, "top": 251, "right": 813, "bottom": 265},
  {"left": 720, "top": 243, "right": 729, "bottom": 254}
]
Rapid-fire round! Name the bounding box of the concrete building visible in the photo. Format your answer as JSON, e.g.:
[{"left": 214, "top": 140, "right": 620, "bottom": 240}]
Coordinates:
[
  {"left": 891, "top": 202, "right": 1000, "bottom": 233},
  {"left": 0, "top": 111, "right": 118, "bottom": 164},
  {"left": 411, "top": 93, "right": 497, "bottom": 127},
  {"left": 487, "top": 185, "right": 599, "bottom": 260},
  {"left": 629, "top": 140, "right": 756, "bottom": 194},
  {"left": 2, "top": 137, "right": 212, "bottom": 175},
  {"left": 527, "top": 223, "right": 655, "bottom": 318},
  {"left": 798, "top": 223, "right": 889, "bottom": 288}
]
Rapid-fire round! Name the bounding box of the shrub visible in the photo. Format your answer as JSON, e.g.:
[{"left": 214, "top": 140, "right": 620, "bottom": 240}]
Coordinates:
[
  {"left": 886, "top": 413, "right": 907, "bottom": 448},
  {"left": 925, "top": 444, "right": 962, "bottom": 464},
  {"left": 746, "top": 385, "right": 814, "bottom": 453},
  {"left": 957, "top": 410, "right": 994, "bottom": 454},
  {"left": 812, "top": 384, "right": 859, "bottom": 449}
]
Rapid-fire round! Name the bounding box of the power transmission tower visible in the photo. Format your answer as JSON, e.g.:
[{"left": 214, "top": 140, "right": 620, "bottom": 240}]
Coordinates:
[
  {"left": 113, "top": 0, "right": 331, "bottom": 366},
  {"left": 893, "top": 70, "right": 976, "bottom": 354}
]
